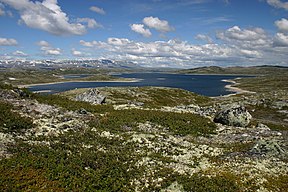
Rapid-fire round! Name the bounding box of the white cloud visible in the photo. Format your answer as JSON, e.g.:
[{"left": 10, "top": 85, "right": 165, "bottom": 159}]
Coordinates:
[
  {"left": 77, "top": 24, "right": 288, "bottom": 67},
  {"left": 37, "top": 40, "right": 50, "bottom": 47},
  {"left": 0, "top": 37, "right": 18, "bottom": 46},
  {"left": 79, "top": 38, "right": 234, "bottom": 67},
  {"left": 77, "top": 18, "right": 102, "bottom": 29},
  {"left": 80, "top": 40, "right": 96, "bottom": 47},
  {"left": 107, "top": 38, "right": 131, "bottom": 46},
  {"left": 130, "top": 24, "right": 152, "bottom": 37},
  {"left": 71, "top": 49, "right": 83, "bottom": 56},
  {"left": 217, "top": 26, "right": 266, "bottom": 41},
  {"left": 12, "top": 50, "right": 28, "bottom": 56},
  {"left": 143, "top": 16, "right": 174, "bottom": 33},
  {"left": 80, "top": 40, "right": 109, "bottom": 49},
  {"left": 45, "top": 48, "right": 61, "bottom": 55},
  {"left": 273, "top": 33, "right": 288, "bottom": 46},
  {"left": 275, "top": 18, "right": 288, "bottom": 33},
  {"left": 195, "top": 34, "right": 213, "bottom": 43},
  {"left": 0, "top": 3, "right": 5, "bottom": 16},
  {"left": 0, "top": 0, "right": 98, "bottom": 36},
  {"left": 216, "top": 26, "right": 271, "bottom": 50},
  {"left": 240, "top": 49, "right": 262, "bottom": 58},
  {"left": 37, "top": 40, "right": 62, "bottom": 56},
  {"left": 0, "top": 8, "right": 5, "bottom": 15},
  {"left": 266, "top": 0, "right": 288, "bottom": 11},
  {"left": 89, "top": 6, "right": 105, "bottom": 15}
]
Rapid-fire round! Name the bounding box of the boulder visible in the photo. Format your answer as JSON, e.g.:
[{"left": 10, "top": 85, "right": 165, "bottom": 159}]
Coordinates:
[
  {"left": 214, "top": 104, "right": 252, "bottom": 127},
  {"left": 75, "top": 88, "right": 106, "bottom": 105},
  {"left": 250, "top": 140, "right": 286, "bottom": 157}
]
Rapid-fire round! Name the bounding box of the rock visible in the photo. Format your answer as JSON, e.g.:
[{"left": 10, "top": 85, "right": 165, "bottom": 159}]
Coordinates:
[
  {"left": 214, "top": 104, "right": 252, "bottom": 127},
  {"left": 273, "top": 100, "right": 288, "bottom": 109},
  {"left": 77, "top": 108, "right": 88, "bottom": 114},
  {"left": 13, "top": 88, "right": 30, "bottom": 98},
  {"left": 256, "top": 123, "right": 270, "bottom": 131},
  {"left": 250, "top": 140, "right": 286, "bottom": 157},
  {"left": 75, "top": 88, "right": 106, "bottom": 104}
]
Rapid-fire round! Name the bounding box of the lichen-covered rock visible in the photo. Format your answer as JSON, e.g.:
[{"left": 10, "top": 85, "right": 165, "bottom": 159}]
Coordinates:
[
  {"left": 250, "top": 140, "right": 287, "bottom": 157},
  {"left": 213, "top": 104, "right": 252, "bottom": 127},
  {"left": 75, "top": 88, "right": 106, "bottom": 104}
]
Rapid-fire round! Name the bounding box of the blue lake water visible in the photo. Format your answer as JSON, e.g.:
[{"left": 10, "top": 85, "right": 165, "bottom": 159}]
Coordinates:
[{"left": 28, "top": 73, "right": 247, "bottom": 97}]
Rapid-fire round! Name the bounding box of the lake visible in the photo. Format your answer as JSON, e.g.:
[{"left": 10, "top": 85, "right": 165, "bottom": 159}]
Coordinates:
[{"left": 28, "top": 73, "right": 246, "bottom": 97}]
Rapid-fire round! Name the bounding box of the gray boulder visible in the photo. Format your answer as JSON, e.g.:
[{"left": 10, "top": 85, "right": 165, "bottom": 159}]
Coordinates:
[
  {"left": 250, "top": 140, "right": 286, "bottom": 157},
  {"left": 75, "top": 88, "right": 106, "bottom": 105},
  {"left": 214, "top": 104, "right": 252, "bottom": 127}
]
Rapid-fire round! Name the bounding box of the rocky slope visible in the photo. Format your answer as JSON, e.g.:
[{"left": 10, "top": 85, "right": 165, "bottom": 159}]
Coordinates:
[{"left": 0, "top": 83, "right": 287, "bottom": 191}]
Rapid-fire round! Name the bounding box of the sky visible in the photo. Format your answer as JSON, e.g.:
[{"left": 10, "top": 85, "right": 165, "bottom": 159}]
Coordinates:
[{"left": 0, "top": 0, "right": 288, "bottom": 68}]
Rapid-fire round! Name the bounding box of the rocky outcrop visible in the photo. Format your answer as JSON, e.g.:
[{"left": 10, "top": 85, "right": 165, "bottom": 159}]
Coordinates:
[
  {"left": 250, "top": 140, "right": 287, "bottom": 157},
  {"left": 75, "top": 88, "right": 106, "bottom": 104},
  {"left": 214, "top": 104, "right": 252, "bottom": 127}
]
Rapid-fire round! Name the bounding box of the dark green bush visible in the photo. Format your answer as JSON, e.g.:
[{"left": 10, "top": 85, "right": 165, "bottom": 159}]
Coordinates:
[
  {"left": 179, "top": 174, "right": 240, "bottom": 192},
  {"left": 0, "top": 101, "right": 34, "bottom": 133},
  {"left": 33, "top": 94, "right": 114, "bottom": 114},
  {"left": 89, "top": 109, "right": 216, "bottom": 136}
]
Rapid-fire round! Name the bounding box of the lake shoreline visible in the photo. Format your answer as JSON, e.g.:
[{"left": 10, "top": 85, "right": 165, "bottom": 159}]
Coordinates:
[
  {"left": 18, "top": 78, "right": 142, "bottom": 88},
  {"left": 221, "top": 78, "right": 255, "bottom": 97}
]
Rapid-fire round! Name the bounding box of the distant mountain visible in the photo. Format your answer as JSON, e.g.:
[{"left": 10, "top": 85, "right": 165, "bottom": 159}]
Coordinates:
[
  {"left": 178, "top": 65, "right": 288, "bottom": 75},
  {"left": 0, "top": 59, "right": 142, "bottom": 70}
]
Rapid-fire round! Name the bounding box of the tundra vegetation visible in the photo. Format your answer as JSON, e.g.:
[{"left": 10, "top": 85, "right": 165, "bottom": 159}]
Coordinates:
[{"left": 0, "top": 66, "right": 287, "bottom": 191}]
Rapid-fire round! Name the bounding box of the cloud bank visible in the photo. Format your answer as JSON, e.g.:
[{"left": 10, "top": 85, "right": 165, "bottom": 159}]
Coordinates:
[
  {"left": 0, "top": 0, "right": 99, "bottom": 36},
  {"left": 79, "top": 25, "right": 288, "bottom": 67}
]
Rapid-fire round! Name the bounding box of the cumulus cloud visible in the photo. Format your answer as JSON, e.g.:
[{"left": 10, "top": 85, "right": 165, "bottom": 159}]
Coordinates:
[
  {"left": 77, "top": 18, "right": 102, "bottom": 29},
  {"left": 37, "top": 40, "right": 50, "bottom": 47},
  {"left": 217, "top": 26, "right": 266, "bottom": 41},
  {"left": 275, "top": 18, "right": 288, "bottom": 33},
  {"left": 266, "top": 0, "right": 288, "bottom": 11},
  {"left": 240, "top": 49, "right": 262, "bottom": 58},
  {"left": 80, "top": 40, "right": 110, "bottom": 49},
  {"left": 130, "top": 24, "right": 152, "bottom": 37},
  {"left": 71, "top": 49, "right": 83, "bottom": 56},
  {"left": 0, "top": 3, "right": 5, "bottom": 16},
  {"left": 0, "top": 0, "right": 98, "bottom": 36},
  {"left": 143, "top": 16, "right": 174, "bottom": 33},
  {"left": 79, "top": 37, "right": 234, "bottom": 67},
  {"left": 195, "top": 34, "right": 213, "bottom": 43},
  {"left": 37, "top": 40, "right": 62, "bottom": 56},
  {"left": 0, "top": 8, "right": 4, "bottom": 16},
  {"left": 216, "top": 26, "right": 271, "bottom": 50},
  {"left": 45, "top": 49, "right": 61, "bottom": 55},
  {"left": 13, "top": 50, "right": 28, "bottom": 56},
  {"left": 76, "top": 24, "right": 288, "bottom": 67},
  {"left": 273, "top": 33, "right": 288, "bottom": 47},
  {"left": 0, "top": 37, "right": 18, "bottom": 46},
  {"left": 89, "top": 6, "right": 105, "bottom": 15}
]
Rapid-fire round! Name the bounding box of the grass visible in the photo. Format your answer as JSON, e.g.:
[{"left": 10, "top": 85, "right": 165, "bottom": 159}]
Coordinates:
[{"left": 236, "top": 75, "right": 288, "bottom": 93}]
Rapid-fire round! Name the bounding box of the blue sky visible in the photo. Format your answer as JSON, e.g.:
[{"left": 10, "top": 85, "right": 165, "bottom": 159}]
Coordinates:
[{"left": 0, "top": 0, "right": 288, "bottom": 68}]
